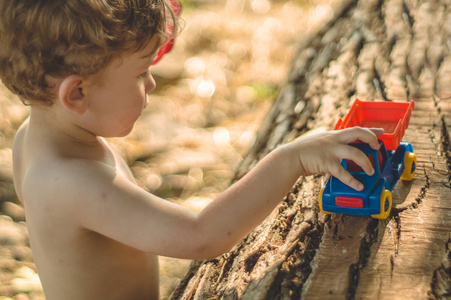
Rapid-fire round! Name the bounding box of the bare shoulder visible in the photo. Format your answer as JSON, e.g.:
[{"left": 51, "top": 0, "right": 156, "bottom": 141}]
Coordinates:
[
  {"left": 13, "top": 117, "right": 29, "bottom": 143},
  {"left": 12, "top": 118, "right": 29, "bottom": 202},
  {"left": 22, "top": 154, "right": 118, "bottom": 214}
]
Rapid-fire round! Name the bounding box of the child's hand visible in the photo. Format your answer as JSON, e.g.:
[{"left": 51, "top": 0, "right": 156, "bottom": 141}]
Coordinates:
[{"left": 284, "top": 127, "right": 384, "bottom": 191}]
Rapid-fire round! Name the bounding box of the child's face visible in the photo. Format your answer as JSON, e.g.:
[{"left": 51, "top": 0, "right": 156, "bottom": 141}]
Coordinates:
[{"left": 83, "top": 40, "right": 158, "bottom": 137}]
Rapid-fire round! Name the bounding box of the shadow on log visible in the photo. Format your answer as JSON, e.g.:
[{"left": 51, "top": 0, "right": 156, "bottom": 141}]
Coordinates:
[{"left": 170, "top": 0, "right": 451, "bottom": 298}]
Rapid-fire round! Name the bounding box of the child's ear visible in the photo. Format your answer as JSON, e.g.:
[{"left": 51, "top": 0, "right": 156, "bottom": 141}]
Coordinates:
[{"left": 58, "top": 75, "right": 88, "bottom": 115}]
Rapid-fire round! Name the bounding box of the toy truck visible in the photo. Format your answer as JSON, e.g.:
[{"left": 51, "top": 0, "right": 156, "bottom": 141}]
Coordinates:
[{"left": 319, "top": 99, "right": 416, "bottom": 219}]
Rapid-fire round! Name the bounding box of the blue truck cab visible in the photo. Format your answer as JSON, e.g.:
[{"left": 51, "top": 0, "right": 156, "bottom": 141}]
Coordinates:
[{"left": 319, "top": 140, "right": 416, "bottom": 219}]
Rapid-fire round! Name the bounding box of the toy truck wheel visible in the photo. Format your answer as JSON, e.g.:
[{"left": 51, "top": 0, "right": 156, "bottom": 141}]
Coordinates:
[
  {"left": 400, "top": 152, "right": 417, "bottom": 181},
  {"left": 371, "top": 189, "right": 392, "bottom": 219},
  {"left": 319, "top": 188, "right": 334, "bottom": 215}
]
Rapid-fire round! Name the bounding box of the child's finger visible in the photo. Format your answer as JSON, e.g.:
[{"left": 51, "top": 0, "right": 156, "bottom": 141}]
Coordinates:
[
  {"left": 338, "top": 127, "right": 382, "bottom": 150},
  {"left": 329, "top": 164, "right": 364, "bottom": 191},
  {"left": 369, "top": 128, "right": 384, "bottom": 137},
  {"left": 336, "top": 145, "right": 375, "bottom": 176}
]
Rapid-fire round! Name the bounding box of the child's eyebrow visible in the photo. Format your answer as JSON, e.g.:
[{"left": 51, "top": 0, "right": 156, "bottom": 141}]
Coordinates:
[
  {"left": 141, "top": 41, "right": 161, "bottom": 59},
  {"left": 136, "top": 51, "right": 157, "bottom": 69}
]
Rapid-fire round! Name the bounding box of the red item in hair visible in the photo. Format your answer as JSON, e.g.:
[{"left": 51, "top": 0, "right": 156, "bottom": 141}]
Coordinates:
[{"left": 153, "top": 0, "right": 182, "bottom": 65}]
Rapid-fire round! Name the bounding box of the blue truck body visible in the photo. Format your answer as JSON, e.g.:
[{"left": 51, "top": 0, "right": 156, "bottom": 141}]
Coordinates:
[{"left": 319, "top": 139, "right": 415, "bottom": 218}]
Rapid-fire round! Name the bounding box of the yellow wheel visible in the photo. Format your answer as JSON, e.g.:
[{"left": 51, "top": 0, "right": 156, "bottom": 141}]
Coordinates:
[
  {"left": 319, "top": 188, "right": 334, "bottom": 215},
  {"left": 400, "top": 152, "right": 417, "bottom": 181},
  {"left": 371, "top": 189, "right": 392, "bottom": 219}
]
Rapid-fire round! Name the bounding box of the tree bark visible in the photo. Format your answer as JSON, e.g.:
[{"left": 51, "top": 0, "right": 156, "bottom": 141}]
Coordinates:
[{"left": 170, "top": 0, "right": 451, "bottom": 298}]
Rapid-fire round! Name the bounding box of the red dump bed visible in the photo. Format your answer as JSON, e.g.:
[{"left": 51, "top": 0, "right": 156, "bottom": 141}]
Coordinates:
[{"left": 334, "top": 99, "right": 415, "bottom": 150}]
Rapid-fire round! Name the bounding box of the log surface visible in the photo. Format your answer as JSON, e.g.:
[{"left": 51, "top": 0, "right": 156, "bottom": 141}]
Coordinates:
[{"left": 170, "top": 0, "right": 451, "bottom": 299}]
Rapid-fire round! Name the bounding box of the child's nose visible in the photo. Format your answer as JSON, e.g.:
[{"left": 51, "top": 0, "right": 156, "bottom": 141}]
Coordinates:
[{"left": 144, "top": 74, "right": 156, "bottom": 93}]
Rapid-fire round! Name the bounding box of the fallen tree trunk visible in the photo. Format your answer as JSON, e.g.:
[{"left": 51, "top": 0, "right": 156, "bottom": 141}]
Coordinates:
[{"left": 170, "top": 0, "right": 451, "bottom": 298}]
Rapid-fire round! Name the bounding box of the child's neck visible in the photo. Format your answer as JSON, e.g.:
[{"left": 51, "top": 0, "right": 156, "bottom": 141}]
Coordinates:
[{"left": 28, "top": 104, "right": 102, "bottom": 148}]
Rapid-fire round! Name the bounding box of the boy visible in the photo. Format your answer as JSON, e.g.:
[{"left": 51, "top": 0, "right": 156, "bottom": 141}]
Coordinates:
[{"left": 0, "top": 0, "right": 382, "bottom": 299}]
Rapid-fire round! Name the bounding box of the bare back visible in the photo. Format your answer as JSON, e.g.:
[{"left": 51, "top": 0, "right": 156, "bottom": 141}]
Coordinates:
[{"left": 13, "top": 119, "right": 160, "bottom": 300}]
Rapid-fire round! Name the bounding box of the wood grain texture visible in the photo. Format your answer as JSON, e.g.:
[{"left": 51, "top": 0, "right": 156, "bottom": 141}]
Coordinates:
[{"left": 170, "top": 0, "right": 451, "bottom": 298}]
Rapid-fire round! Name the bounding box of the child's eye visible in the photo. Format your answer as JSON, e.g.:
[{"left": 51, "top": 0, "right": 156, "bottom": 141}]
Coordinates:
[{"left": 138, "top": 69, "right": 150, "bottom": 79}]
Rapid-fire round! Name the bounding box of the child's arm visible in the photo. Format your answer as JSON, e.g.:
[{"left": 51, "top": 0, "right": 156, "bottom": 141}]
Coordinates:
[{"left": 65, "top": 127, "right": 382, "bottom": 259}]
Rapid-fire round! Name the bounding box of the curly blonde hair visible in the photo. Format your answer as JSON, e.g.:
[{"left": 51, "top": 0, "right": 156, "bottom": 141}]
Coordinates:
[{"left": 0, "top": 0, "right": 179, "bottom": 105}]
